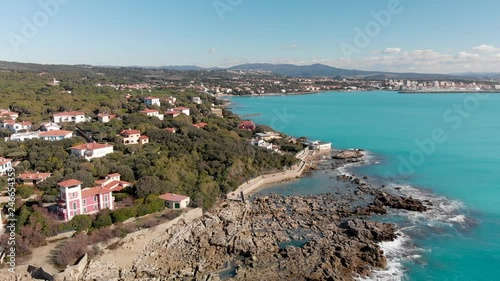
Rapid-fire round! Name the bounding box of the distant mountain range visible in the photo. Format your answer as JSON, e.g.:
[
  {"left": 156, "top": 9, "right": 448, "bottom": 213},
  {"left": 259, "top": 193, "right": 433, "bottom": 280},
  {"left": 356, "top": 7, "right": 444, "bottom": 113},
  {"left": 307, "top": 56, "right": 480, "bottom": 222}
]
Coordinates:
[
  {"left": 0, "top": 60, "right": 498, "bottom": 81},
  {"left": 163, "top": 63, "right": 498, "bottom": 80}
]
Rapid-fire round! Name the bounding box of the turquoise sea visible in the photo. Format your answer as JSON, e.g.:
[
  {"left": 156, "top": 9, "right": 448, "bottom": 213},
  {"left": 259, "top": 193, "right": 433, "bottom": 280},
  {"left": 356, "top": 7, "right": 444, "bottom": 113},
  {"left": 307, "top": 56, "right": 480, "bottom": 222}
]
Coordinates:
[{"left": 229, "top": 91, "right": 500, "bottom": 281}]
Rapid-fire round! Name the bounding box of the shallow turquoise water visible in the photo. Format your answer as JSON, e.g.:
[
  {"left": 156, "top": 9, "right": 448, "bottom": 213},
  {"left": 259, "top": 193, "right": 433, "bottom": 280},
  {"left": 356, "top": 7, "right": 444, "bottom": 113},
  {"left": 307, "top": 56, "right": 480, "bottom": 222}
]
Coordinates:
[{"left": 229, "top": 91, "right": 500, "bottom": 281}]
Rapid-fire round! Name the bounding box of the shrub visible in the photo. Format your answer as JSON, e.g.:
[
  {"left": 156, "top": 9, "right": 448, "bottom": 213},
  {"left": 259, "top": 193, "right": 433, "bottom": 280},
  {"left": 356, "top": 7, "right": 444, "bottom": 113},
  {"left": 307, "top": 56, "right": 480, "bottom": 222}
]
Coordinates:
[
  {"left": 71, "top": 215, "right": 93, "bottom": 232},
  {"left": 92, "top": 210, "right": 112, "bottom": 229},
  {"left": 55, "top": 234, "right": 89, "bottom": 267},
  {"left": 111, "top": 207, "right": 137, "bottom": 223},
  {"left": 16, "top": 185, "right": 35, "bottom": 199},
  {"left": 113, "top": 193, "right": 129, "bottom": 202}
]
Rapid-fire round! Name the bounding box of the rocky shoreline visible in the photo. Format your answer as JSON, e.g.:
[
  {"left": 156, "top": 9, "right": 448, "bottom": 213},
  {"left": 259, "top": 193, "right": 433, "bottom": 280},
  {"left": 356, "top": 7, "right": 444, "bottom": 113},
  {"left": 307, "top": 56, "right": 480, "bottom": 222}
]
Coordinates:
[
  {"left": 77, "top": 150, "right": 429, "bottom": 281},
  {"left": 1, "top": 150, "right": 430, "bottom": 281}
]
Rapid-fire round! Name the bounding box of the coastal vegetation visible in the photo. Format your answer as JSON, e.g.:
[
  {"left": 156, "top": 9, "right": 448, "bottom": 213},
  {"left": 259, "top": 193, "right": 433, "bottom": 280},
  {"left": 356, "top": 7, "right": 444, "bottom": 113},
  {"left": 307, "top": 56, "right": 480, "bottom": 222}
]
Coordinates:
[{"left": 0, "top": 67, "right": 299, "bottom": 266}]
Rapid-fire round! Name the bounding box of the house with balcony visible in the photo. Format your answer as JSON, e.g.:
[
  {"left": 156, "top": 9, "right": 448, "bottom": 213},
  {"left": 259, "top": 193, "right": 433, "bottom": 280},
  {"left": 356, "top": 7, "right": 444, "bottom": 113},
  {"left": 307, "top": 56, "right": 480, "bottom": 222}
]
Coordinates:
[
  {"left": 144, "top": 96, "right": 160, "bottom": 107},
  {"left": 17, "top": 172, "right": 51, "bottom": 186},
  {"left": 119, "top": 129, "right": 149, "bottom": 145},
  {"left": 56, "top": 179, "right": 115, "bottom": 221},
  {"left": 140, "top": 109, "right": 164, "bottom": 120},
  {"left": 6, "top": 121, "right": 32, "bottom": 133},
  {"left": 53, "top": 111, "right": 89, "bottom": 123},
  {"left": 71, "top": 143, "right": 114, "bottom": 161},
  {"left": 0, "top": 158, "right": 13, "bottom": 176}
]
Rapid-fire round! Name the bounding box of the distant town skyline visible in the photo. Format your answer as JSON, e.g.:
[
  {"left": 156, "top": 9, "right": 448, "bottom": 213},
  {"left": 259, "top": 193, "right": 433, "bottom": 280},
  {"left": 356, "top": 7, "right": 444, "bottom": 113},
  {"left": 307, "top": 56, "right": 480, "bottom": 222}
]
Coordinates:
[{"left": 1, "top": 0, "right": 500, "bottom": 73}]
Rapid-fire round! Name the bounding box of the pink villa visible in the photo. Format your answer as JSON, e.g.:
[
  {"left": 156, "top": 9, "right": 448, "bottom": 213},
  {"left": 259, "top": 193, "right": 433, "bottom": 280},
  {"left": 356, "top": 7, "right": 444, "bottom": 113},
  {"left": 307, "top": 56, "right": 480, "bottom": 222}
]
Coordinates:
[{"left": 57, "top": 179, "right": 114, "bottom": 221}]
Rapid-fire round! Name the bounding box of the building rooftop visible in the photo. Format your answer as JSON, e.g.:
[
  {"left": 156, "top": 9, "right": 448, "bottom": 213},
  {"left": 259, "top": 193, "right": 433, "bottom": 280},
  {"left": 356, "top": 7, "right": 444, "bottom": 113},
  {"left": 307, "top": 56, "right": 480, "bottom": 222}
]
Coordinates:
[
  {"left": 159, "top": 193, "right": 190, "bottom": 202},
  {"left": 58, "top": 179, "right": 83, "bottom": 187},
  {"left": 71, "top": 143, "right": 113, "bottom": 150}
]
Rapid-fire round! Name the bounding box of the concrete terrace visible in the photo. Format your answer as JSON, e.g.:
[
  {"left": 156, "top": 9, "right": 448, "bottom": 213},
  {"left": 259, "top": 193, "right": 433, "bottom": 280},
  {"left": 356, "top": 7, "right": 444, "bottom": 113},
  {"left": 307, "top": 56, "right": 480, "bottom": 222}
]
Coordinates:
[{"left": 227, "top": 148, "right": 311, "bottom": 201}]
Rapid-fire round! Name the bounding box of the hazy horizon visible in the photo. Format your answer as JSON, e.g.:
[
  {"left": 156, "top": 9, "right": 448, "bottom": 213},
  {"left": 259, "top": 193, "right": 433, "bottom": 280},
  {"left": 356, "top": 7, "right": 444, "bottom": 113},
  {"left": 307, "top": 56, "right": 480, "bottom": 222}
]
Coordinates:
[{"left": 2, "top": 0, "right": 500, "bottom": 74}]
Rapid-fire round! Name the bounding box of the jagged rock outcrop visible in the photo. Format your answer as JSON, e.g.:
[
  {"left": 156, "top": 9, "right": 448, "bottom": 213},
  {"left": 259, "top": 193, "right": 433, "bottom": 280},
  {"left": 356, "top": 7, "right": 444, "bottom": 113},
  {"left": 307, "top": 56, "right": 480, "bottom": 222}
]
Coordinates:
[
  {"left": 332, "top": 150, "right": 364, "bottom": 160},
  {"left": 86, "top": 195, "right": 404, "bottom": 281}
]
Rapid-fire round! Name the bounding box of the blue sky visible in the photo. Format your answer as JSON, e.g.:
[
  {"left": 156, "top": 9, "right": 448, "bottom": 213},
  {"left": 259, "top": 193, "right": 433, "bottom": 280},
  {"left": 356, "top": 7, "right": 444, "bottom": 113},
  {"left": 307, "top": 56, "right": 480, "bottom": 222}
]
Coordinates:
[{"left": 1, "top": 0, "right": 500, "bottom": 73}]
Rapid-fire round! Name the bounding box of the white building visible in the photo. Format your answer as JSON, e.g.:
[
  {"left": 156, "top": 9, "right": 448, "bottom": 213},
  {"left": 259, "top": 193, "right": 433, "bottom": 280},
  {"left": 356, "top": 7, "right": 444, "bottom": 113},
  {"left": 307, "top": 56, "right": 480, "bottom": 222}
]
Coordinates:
[
  {"left": 40, "top": 122, "right": 61, "bottom": 131},
  {"left": 0, "top": 157, "right": 13, "bottom": 176},
  {"left": 6, "top": 121, "right": 32, "bottom": 133},
  {"left": 71, "top": 143, "right": 114, "bottom": 161},
  {"left": 166, "top": 96, "right": 176, "bottom": 105},
  {"left": 159, "top": 193, "right": 190, "bottom": 209},
  {"left": 307, "top": 141, "right": 332, "bottom": 151},
  {"left": 255, "top": 132, "right": 281, "bottom": 141},
  {"left": 53, "top": 111, "right": 89, "bottom": 124},
  {"left": 192, "top": 97, "right": 202, "bottom": 104},
  {"left": 169, "top": 107, "right": 190, "bottom": 116},
  {"left": 7, "top": 132, "right": 40, "bottom": 142},
  {"left": 144, "top": 96, "right": 161, "bottom": 107},
  {"left": 39, "top": 130, "right": 73, "bottom": 141},
  {"left": 0, "top": 110, "right": 18, "bottom": 120},
  {"left": 119, "top": 129, "right": 149, "bottom": 145},
  {"left": 140, "top": 109, "right": 164, "bottom": 120},
  {"left": 97, "top": 113, "right": 116, "bottom": 123}
]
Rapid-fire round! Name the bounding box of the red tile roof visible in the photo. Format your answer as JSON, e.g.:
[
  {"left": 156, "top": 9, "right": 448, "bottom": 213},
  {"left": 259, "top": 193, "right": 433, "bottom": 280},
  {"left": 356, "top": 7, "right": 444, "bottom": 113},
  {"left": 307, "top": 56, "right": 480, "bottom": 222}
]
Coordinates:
[
  {"left": 144, "top": 96, "right": 158, "bottom": 100},
  {"left": 107, "top": 173, "right": 121, "bottom": 178},
  {"left": 53, "top": 111, "right": 85, "bottom": 116},
  {"left": 58, "top": 179, "right": 82, "bottom": 187},
  {"left": 193, "top": 122, "right": 208, "bottom": 128},
  {"left": 71, "top": 143, "right": 113, "bottom": 150},
  {"left": 0, "top": 157, "right": 12, "bottom": 165},
  {"left": 39, "top": 130, "right": 73, "bottom": 137},
  {"left": 17, "top": 172, "right": 51, "bottom": 180},
  {"left": 81, "top": 186, "right": 112, "bottom": 198},
  {"left": 159, "top": 193, "right": 190, "bottom": 202},
  {"left": 164, "top": 128, "right": 176, "bottom": 133},
  {"left": 166, "top": 111, "right": 181, "bottom": 115},
  {"left": 139, "top": 135, "right": 149, "bottom": 140},
  {"left": 140, "top": 109, "right": 159, "bottom": 114}
]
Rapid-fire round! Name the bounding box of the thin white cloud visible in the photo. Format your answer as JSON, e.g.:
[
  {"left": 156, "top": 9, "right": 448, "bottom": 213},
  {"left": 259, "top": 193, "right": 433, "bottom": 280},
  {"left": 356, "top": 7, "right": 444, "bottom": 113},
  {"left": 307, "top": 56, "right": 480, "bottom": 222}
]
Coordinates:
[
  {"left": 472, "top": 44, "right": 500, "bottom": 53},
  {"left": 209, "top": 48, "right": 216, "bottom": 54},
  {"left": 382, "top": 47, "right": 401, "bottom": 54},
  {"left": 456, "top": 51, "right": 480, "bottom": 59}
]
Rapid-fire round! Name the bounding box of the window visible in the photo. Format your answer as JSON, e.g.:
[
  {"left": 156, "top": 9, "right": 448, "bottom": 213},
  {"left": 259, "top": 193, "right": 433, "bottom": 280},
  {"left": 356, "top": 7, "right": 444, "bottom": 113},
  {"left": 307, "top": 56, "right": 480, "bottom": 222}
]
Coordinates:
[
  {"left": 105, "top": 203, "right": 109, "bottom": 209},
  {"left": 83, "top": 199, "right": 86, "bottom": 205},
  {"left": 104, "top": 194, "right": 108, "bottom": 201},
  {"left": 83, "top": 207, "right": 87, "bottom": 213},
  {"left": 72, "top": 202, "right": 77, "bottom": 210},
  {"left": 94, "top": 196, "right": 98, "bottom": 202}
]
